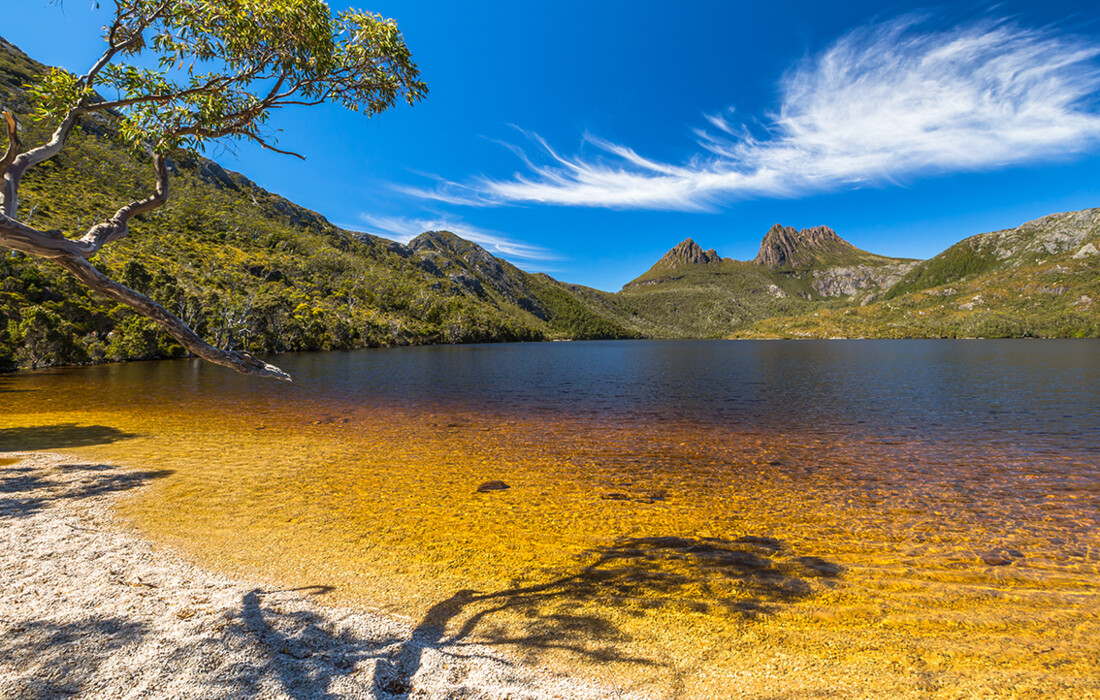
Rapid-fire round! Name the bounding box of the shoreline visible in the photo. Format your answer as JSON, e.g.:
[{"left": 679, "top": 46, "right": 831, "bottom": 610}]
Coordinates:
[
  {"left": 2, "top": 336, "right": 1097, "bottom": 378},
  {"left": 0, "top": 451, "right": 645, "bottom": 700}
]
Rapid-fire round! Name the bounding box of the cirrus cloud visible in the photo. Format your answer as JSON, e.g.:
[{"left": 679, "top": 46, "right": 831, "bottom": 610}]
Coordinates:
[{"left": 411, "top": 16, "right": 1100, "bottom": 211}]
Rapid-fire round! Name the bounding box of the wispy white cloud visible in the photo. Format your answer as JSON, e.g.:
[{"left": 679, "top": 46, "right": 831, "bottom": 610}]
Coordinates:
[
  {"left": 354, "top": 214, "right": 560, "bottom": 261},
  {"left": 703, "top": 110, "right": 736, "bottom": 135},
  {"left": 413, "top": 16, "right": 1100, "bottom": 211}
]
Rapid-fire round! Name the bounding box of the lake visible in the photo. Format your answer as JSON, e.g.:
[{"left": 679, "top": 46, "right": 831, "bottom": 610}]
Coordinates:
[{"left": 2, "top": 339, "right": 1098, "bottom": 697}]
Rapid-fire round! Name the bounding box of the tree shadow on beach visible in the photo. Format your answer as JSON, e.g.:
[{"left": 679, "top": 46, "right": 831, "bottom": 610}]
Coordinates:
[
  {"left": 0, "top": 423, "right": 138, "bottom": 451},
  {"left": 0, "top": 586, "right": 405, "bottom": 700},
  {"left": 0, "top": 460, "right": 171, "bottom": 520},
  {"left": 376, "top": 534, "right": 844, "bottom": 698},
  {"left": 230, "top": 586, "right": 407, "bottom": 698},
  {"left": 0, "top": 531, "right": 843, "bottom": 699},
  {"left": 0, "top": 454, "right": 844, "bottom": 698},
  {"left": 0, "top": 615, "right": 151, "bottom": 699}
]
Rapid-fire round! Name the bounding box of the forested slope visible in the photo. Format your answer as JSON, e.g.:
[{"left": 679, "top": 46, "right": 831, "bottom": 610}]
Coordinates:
[{"left": 0, "top": 37, "right": 631, "bottom": 371}]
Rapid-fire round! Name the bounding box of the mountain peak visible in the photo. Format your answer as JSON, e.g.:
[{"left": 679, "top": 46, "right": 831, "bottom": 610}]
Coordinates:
[
  {"left": 409, "top": 229, "right": 466, "bottom": 251},
  {"left": 658, "top": 238, "right": 722, "bottom": 268},
  {"left": 753, "top": 224, "right": 856, "bottom": 268}
]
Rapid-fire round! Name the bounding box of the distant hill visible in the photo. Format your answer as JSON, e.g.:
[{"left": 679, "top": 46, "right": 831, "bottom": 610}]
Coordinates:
[
  {"left": 616, "top": 225, "right": 918, "bottom": 338},
  {"left": 736, "top": 209, "right": 1100, "bottom": 338}
]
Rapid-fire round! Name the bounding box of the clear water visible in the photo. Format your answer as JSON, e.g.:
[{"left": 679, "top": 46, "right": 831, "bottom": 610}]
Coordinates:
[{"left": 2, "top": 340, "right": 1098, "bottom": 697}]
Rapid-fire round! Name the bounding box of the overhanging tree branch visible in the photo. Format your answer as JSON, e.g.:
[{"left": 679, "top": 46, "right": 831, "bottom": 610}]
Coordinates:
[{"left": 53, "top": 255, "right": 291, "bottom": 380}]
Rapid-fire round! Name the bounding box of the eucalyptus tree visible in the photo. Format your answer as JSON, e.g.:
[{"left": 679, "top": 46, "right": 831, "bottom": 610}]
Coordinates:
[{"left": 0, "top": 0, "right": 427, "bottom": 379}]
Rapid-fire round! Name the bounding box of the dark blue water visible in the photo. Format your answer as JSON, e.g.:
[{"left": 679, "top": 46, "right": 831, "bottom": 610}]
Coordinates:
[
  {"left": 268, "top": 339, "right": 1100, "bottom": 447},
  {"left": 5, "top": 339, "right": 1099, "bottom": 454}
]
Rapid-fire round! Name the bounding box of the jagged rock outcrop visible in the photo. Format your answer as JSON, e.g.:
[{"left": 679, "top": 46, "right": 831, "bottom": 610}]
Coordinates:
[
  {"left": 657, "top": 239, "right": 722, "bottom": 268},
  {"left": 621, "top": 238, "right": 724, "bottom": 289},
  {"left": 753, "top": 224, "right": 857, "bottom": 268}
]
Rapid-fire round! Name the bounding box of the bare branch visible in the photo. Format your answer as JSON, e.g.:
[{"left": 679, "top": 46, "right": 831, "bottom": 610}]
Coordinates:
[
  {"left": 0, "top": 215, "right": 76, "bottom": 258},
  {"left": 0, "top": 156, "right": 168, "bottom": 259},
  {"left": 111, "top": 153, "right": 169, "bottom": 223},
  {"left": 2, "top": 107, "right": 79, "bottom": 219},
  {"left": 0, "top": 111, "right": 21, "bottom": 216},
  {"left": 4, "top": 110, "right": 82, "bottom": 219},
  {"left": 78, "top": 154, "right": 169, "bottom": 252},
  {"left": 53, "top": 254, "right": 291, "bottom": 380},
  {"left": 252, "top": 137, "right": 305, "bottom": 160}
]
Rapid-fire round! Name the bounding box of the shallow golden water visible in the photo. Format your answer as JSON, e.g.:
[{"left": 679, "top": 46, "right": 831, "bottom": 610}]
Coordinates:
[{"left": 2, "top": 348, "right": 1099, "bottom": 698}]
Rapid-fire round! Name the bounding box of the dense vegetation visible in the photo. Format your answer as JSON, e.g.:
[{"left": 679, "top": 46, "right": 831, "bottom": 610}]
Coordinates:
[{"left": 884, "top": 241, "right": 1002, "bottom": 299}]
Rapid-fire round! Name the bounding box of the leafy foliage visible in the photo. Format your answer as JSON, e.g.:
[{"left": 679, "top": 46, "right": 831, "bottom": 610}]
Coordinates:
[{"left": 28, "top": 1, "right": 427, "bottom": 155}]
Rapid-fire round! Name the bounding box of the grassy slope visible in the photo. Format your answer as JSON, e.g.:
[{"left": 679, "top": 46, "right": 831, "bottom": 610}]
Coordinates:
[
  {"left": 618, "top": 260, "right": 817, "bottom": 338},
  {"left": 735, "top": 209, "right": 1100, "bottom": 338}
]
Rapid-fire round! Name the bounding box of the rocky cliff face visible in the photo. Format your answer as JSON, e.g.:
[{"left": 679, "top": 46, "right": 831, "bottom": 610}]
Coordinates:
[
  {"left": 958, "top": 208, "right": 1100, "bottom": 265},
  {"left": 753, "top": 224, "right": 857, "bottom": 268},
  {"left": 810, "top": 262, "right": 919, "bottom": 298}
]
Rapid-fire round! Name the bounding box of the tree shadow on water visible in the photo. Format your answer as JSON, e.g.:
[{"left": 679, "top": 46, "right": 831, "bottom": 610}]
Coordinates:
[
  {"left": 0, "top": 461, "right": 172, "bottom": 520},
  {"left": 0, "top": 423, "right": 138, "bottom": 451},
  {"left": 378, "top": 534, "right": 844, "bottom": 697}
]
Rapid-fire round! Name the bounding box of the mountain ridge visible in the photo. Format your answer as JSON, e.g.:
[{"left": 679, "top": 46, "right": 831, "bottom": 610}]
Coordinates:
[{"left": 754, "top": 224, "right": 853, "bottom": 267}]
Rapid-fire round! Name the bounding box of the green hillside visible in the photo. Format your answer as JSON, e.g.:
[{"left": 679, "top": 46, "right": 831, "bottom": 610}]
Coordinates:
[
  {"left": 620, "top": 257, "right": 816, "bottom": 338},
  {"left": 612, "top": 215, "right": 1097, "bottom": 340},
  {"left": 0, "top": 37, "right": 631, "bottom": 371},
  {"left": 735, "top": 209, "right": 1100, "bottom": 339},
  {"left": 616, "top": 231, "right": 917, "bottom": 338}
]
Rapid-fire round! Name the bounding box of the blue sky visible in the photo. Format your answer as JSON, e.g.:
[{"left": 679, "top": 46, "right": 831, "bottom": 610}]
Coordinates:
[{"left": 6, "top": 1, "right": 1100, "bottom": 290}]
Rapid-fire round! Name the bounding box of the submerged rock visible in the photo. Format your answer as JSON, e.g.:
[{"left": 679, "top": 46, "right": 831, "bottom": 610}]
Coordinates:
[
  {"left": 476, "top": 480, "right": 510, "bottom": 493},
  {"left": 979, "top": 550, "right": 1015, "bottom": 566}
]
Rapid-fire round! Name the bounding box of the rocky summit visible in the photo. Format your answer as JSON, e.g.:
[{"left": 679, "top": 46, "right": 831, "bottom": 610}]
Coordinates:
[
  {"left": 753, "top": 224, "right": 857, "bottom": 268},
  {"left": 656, "top": 239, "right": 722, "bottom": 268}
]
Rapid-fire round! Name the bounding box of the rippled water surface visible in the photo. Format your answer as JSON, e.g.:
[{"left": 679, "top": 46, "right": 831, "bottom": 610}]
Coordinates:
[{"left": 2, "top": 340, "right": 1098, "bottom": 697}]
